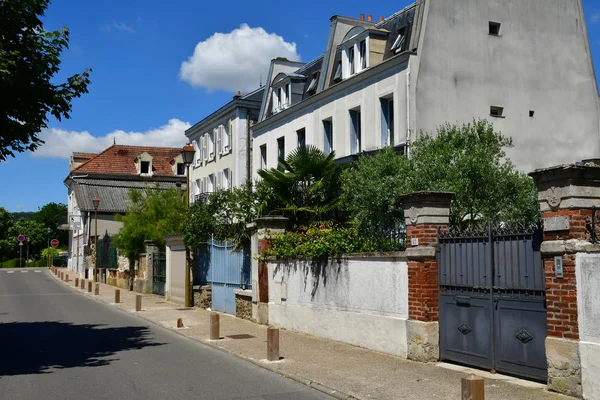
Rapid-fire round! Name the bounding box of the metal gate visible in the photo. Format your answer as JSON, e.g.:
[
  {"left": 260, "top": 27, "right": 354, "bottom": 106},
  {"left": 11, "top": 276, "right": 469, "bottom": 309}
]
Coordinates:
[
  {"left": 438, "top": 222, "right": 547, "bottom": 381},
  {"left": 196, "top": 238, "right": 251, "bottom": 315},
  {"left": 152, "top": 252, "right": 166, "bottom": 295}
]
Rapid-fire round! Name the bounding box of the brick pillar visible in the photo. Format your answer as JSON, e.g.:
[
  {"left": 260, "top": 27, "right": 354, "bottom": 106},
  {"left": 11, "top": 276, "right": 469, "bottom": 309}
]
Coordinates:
[
  {"left": 400, "top": 191, "right": 453, "bottom": 362},
  {"left": 530, "top": 162, "right": 600, "bottom": 398},
  {"left": 248, "top": 216, "right": 287, "bottom": 325}
]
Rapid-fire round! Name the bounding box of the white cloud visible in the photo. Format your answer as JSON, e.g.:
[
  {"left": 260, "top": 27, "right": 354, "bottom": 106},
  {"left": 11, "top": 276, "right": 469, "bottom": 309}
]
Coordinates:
[
  {"left": 180, "top": 23, "right": 300, "bottom": 92},
  {"left": 99, "top": 20, "right": 135, "bottom": 33},
  {"left": 32, "top": 119, "right": 191, "bottom": 159}
]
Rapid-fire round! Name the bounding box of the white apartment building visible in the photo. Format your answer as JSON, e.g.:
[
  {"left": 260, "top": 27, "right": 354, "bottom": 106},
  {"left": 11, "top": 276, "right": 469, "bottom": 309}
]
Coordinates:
[
  {"left": 251, "top": 0, "right": 600, "bottom": 178},
  {"left": 186, "top": 88, "right": 264, "bottom": 201}
]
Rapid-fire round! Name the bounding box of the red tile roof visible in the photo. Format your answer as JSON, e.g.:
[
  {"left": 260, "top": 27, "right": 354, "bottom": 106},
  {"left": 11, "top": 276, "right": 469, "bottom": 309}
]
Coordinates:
[
  {"left": 72, "top": 152, "right": 97, "bottom": 159},
  {"left": 73, "top": 145, "right": 182, "bottom": 176}
]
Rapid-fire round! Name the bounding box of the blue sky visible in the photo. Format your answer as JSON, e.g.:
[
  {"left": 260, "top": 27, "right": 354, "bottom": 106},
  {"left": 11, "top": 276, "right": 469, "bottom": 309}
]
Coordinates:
[{"left": 1, "top": 0, "right": 600, "bottom": 212}]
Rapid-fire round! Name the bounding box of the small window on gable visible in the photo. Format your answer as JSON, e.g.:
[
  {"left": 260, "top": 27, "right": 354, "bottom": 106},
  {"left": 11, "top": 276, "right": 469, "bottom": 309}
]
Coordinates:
[
  {"left": 489, "top": 22, "right": 501, "bottom": 35},
  {"left": 141, "top": 161, "right": 150, "bottom": 174},
  {"left": 391, "top": 27, "right": 407, "bottom": 52},
  {"left": 333, "top": 63, "right": 342, "bottom": 82},
  {"left": 177, "top": 163, "right": 185, "bottom": 176},
  {"left": 306, "top": 72, "right": 320, "bottom": 94},
  {"left": 490, "top": 106, "right": 504, "bottom": 117},
  {"left": 529, "top": 110, "right": 535, "bottom": 117}
]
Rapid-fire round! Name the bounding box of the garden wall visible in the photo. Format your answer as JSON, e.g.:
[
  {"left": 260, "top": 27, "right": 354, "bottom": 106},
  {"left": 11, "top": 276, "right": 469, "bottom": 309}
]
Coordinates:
[{"left": 268, "top": 253, "right": 409, "bottom": 357}]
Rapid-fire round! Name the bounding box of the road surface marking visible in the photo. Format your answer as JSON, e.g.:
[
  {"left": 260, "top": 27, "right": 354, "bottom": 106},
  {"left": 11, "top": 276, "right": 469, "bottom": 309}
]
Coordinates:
[
  {"left": 34, "top": 270, "right": 42, "bottom": 273},
  {"left": 20, "top": 271, "right": 28, "bottom": 273},
  {"left": 6, "top": 271, "right": 14, "bottom": 274}
]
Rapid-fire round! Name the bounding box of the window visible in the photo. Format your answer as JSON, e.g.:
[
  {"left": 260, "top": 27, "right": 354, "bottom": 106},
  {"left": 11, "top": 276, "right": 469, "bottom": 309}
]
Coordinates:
[
  {"left": 306, "top": 72, "right": 319, "bottom": 93},
  {"left": 285, "top": 83, "right": 291, "bottom": 107},
  {"left": 348, "top": 46, "right": 355, "bottom": 76},
  {"left": 297, "top": 128, "right": 306, "bottom": 149},
  {"left": 260, "top": 144, "right": 267, "bottom": 169},
  {"left": 202, "top": 134, "right": 208, "bottom": 162},
  {"left": 195, "top": 179, "right": 202, "bottom": 195},
  {"left": 223, "top": 168, "right": 231, "bottom": 190},
  {"left": 223, "top": 121, "right": 231, "bottom": 153},
  {"left": 490, "top": 106, "right": 504, "bottom": 118},
  {"left": 140, "top": 161, "right": 150, "bottom": 174},
  {"left": 217, "top": 125, "right": 224, "bottom": 155},
  {"left": 176, "top": 163, "right": 185, "bottom": 176},
  {"left": 208, "top": 174, "right": 215, "bottom": 192},
  {"left": 349, "top": 109, "right": 361, "bottom": 154},
  {"left": 529, "top": 110, "right": 535, "bottom": 117},
  {"left": 359, "top": 40, "right": 367, "bottom": 70},
  {"left": 208, "top": 130, "right": 215, "bottom": 160},
  {"left": 391, "top": 27, "right": 407, "bottom": 52},
  {"left": 193, "top": 140, "right": 200, "bottom": 166},
  {"left": 380, "top": 98, "right": 395, "bottom": 147},
  {"left": 333, "top": 63, "right": 342, "bottom": 82},
  {"left": 489, "top": 22, "right": 501, "bottom": 35},
  {"left": 323, "top": 119, "right": 333, "bottom": 155},
  {"left": 277, "top": 137, "right": 285, "bottom": 171}
]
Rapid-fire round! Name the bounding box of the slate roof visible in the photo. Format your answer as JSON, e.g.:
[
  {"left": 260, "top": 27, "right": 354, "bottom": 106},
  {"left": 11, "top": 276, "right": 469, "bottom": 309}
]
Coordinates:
[
  {"left": 71, "top": 178, "right": 185, "bottom": 212},
  {"left": 73, "top": 145, "right": 183, "bottom": 176}
]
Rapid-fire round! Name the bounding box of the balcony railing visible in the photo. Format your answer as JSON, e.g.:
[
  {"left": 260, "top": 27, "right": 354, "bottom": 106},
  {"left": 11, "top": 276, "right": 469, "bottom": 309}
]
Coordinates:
[{"left": 193, "top": 192, "right": 212, "bottom": 204}]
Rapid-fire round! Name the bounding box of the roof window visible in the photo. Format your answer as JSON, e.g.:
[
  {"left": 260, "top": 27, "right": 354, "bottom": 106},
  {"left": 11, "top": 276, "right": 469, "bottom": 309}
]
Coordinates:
[{"left": 306, "top": 71, "right": 320, "bottom": 93}]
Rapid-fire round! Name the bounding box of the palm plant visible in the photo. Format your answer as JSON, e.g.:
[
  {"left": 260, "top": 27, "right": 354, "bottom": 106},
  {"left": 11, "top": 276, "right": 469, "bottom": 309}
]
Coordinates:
[{"left": 258, "top": 145, "right": 344, "bottom": 228}]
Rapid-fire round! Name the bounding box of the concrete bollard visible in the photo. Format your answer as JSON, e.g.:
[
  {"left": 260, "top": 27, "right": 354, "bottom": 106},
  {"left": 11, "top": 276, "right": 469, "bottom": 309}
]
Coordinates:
[
  {"left": 94, "top": 283, "right": 99, "bottom": 295},
  {"left": 115, "top": 289, "right": 120, "bottom": 303},
  {"left": 461, "top": 375, "right": 485, "bottom": 400},
  {"left": 80, "top": 279, "right": 85, "bottom": 290},
  {"left": 135, "top": 295, "right": 142, "bottom": 311},
  {"left": 177, "top": 318, "right": 184, "bottom": 328},
  {"left": 75, "top": 277, "right": 79, "bottom": 287},
  {"left": 267, "top": 326, "right": 280, "bottom": 361},
  {"left": 65, "top": 274, "right": 69, "bottom": 282},
  {"left": 210, "top": 312, "right": 220, "bottom": 340},
  {"left": 87, "top": 281, "right": 92, "bottom": 293},
  {"left": 60, "top": 272, "right": 63, "bottom": 280}
]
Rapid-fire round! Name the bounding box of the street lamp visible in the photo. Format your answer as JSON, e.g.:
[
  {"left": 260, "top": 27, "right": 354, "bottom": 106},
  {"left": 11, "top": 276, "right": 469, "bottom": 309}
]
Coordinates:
[
  {"left": 47, "top": 226, "right": 51, "bottom": 268},
  {"left": 181, "top": 143, "right": 195, "bottom": 308},
  {"left": 92, "top": 196, "right": 100, "bottom": 283}
]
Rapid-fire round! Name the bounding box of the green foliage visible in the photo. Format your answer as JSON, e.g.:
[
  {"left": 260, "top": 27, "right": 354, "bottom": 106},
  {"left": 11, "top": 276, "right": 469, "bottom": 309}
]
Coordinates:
[
  {"left": 183, "top": 181, "right": 267, "bottom": 249},
  {"left": 0, "top": 217, "right": 48, "bottom": 261},
  {"left": 342, "top": 120, "right": 539, "bottom": 231},
  {"left": 262, "top": 222, "right": 390, "bottom": 259},
  {"left": 32, "top": 202, "right": 68, "bottom": 247},
  {"left": 41, "top": 247, "right": 59, "bottom": 259},
  {"left": 114, "top": 185, "right": 186, "bottom": 258},
  {"left": 258, "top": 145, "right": 345, "bottom": 228},
  {"left": 0, "top": 0, "right": 91, "bottom": 160}
]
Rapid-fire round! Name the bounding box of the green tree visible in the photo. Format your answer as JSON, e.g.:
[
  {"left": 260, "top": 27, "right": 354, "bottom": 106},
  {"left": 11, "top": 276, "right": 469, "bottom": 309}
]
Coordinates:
[
  {"left": 32, "top": 202, "right": 68, "bottom": 247},
  {"left": 114, "top": 185, "right": 186, "bottom": 290},
  {"left": 0, "top": 207, "right": 14, "bottom": 261},
  {"left": 342, "top": 120, "right": 539, "bottom": 232},
  {"left": 258, "top": 145, "right": 344, "bottom": 228},
  {"left": 0, "top": 0, "right": 91, "bottom": 161},
  {"left": 1, "top": 218, "right": 48, "bottom": 261}
]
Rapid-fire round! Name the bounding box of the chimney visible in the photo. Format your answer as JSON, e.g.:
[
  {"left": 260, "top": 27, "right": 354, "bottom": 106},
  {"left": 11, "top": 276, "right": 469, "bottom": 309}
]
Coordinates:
[
  {"left": 367, "top": 15, "right": 372, "bottom": 22},
  {"left": 379, "top": 16, "right": 384, "bottom": 22},
  {"left": 234, "top": 91, "right": 241, "bottom": 99},
  {"left": 360, "top": 14, "right": 365, "bottom": 21}
]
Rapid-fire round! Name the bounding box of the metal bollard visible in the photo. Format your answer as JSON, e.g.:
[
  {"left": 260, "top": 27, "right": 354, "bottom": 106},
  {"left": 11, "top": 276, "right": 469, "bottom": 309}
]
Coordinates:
[
  {"left": 177, "top": 318, "right": 184, "bottom": 328},
  {"left": 94, "top": 283, "right": 99, "bottom": 295},
  {"left": 461, "top": 375, "right": 485, "bottom": 400},
  {"left": 267, "top": 326, "right": 280, "bottom": 361},
  {"left": 75, "top": 277, "right": 79, "bottom": 287},
  {"left": 115, "top": 289, "right": 120, "bottom": 303},
  {"left": 87, "top": 281, "right": 92, "bottom": 293},
  {"left": 210, "top": 312, "right": 220, "bottom": 340},
  {"left": 135, "top": 295, "right": 142, "bottom": 311}
]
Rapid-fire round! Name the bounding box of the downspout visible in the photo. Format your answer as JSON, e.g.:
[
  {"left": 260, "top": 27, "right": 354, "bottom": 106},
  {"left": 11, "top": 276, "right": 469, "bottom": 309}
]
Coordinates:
[
  {"left": 87, "top": 211, "right": 91, "bottom": 276},
  {"left": 406, "top": 64, "right": 411, "bottom": 158},
  {"left": 245, "top": 108, "right": 252, "bottom": 184}
]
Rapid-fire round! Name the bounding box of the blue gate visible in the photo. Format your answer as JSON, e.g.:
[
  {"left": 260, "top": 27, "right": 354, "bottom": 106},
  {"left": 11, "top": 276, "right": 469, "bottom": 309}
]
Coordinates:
[{"left": 195, "top": 238, "right": 251, "bottom": 315}]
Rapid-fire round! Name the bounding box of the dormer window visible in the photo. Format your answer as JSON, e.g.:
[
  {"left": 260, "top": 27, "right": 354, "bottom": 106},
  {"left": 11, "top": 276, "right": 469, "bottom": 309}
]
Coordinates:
[
  {"left": 342, "top": 36, "right": 369, "bottom": 79},
  {"left": 333, "top": 63, "right": 342, "bottom": 82},
  {"left": 359, "top": 40, "right": 367, "bottom": 70},
  {"left": 306, "top": 71, "right": 320, "bottom": 94},
  {"left": 141, "top": 161, "right": 150, "bottom": 174},
  {"left": 136, "top": 152, "right": 153, "bottom": 176},
  {"left": 176, "top": 163, "right": 185, "bottom": 175},
  {"left": 348, "top": 46, "right": 355, "bottom": 75},
  {"left": 391, "top": 27, "right": 407, "bottom": 53},
  {"left": 272, "top": 80, "right": 292, "bottom": 114}
]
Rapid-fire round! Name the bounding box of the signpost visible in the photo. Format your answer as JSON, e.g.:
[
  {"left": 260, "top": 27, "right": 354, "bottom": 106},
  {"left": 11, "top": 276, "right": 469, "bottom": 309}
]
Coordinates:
[
  {"left": 17, "top": 235, "right": 24, "bottom": 267},
  {"left": 51, "top": 239, "right": 59, "bottom": 248}
]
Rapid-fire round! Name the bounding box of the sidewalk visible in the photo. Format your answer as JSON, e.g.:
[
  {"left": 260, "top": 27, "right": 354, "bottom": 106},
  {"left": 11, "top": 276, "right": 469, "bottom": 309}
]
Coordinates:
[{"left": 51, "top": 268, "right": 571, "bottom": 400}]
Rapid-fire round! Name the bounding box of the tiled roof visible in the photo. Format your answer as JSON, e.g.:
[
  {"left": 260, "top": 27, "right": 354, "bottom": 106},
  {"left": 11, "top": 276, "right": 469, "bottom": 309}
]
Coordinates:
[
  {"left": 72, "top": 178, "right": 186, "bottom": 212},
  {"left": 72, "top": 152, "right": 97, "bottom": 159},
  {"left": 73, "top": 145, "right": 183, "bottom": 176}
]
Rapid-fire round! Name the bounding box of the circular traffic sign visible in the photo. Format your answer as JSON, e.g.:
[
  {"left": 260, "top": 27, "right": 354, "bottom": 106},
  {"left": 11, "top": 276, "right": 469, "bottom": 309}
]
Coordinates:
[
  {"left": 51, "top": 239, "right": 59, "bottom": 248},
  {"left": 17, "top": 235, "right": 24, "bottom": 242}
]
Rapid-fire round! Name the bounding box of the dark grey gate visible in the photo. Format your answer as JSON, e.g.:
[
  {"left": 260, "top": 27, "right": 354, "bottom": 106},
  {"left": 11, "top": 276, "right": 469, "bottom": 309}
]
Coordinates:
[
  {"left": 152, "top": 252, "right": 166, "bottom": 295},
  {"left": 438, "top": 222, "right": 547, "bottom": 381}
]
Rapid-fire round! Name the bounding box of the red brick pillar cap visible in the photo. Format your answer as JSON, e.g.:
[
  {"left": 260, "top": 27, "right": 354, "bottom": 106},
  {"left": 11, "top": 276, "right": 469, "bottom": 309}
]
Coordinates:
[{"left": 399, "top": 191, "right": 454, "bottom": 226}]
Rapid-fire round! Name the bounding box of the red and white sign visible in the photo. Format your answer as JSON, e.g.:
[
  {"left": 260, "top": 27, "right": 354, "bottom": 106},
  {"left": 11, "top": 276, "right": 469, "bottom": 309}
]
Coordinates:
[{"left": 51, "top": 239, "right": 59, "bottom": 248}]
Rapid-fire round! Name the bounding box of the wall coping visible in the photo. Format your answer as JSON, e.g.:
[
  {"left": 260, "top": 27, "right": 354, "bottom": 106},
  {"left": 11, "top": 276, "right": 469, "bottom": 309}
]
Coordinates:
[
  {"left": 265, "top": 251, "right": 407, "bottom": 263},
  {"left": 233, "top": 288, "right": 252, "bottom": 298},
  {"left": 541, "top": 239, "right": 600, "bottom": 255}
]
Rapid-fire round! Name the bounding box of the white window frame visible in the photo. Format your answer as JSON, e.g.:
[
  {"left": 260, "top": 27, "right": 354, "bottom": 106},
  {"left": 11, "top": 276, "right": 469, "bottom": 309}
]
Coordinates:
[
  {"left": 223, "top": 121, "right": 231, "bottom": 153},
  {"left": 208, "top": 130, "right": 215, "bottom": 161},
  {"left": 223, "top": 168, "right": 230, "bottom": 190},
  {"left": 217, "top": 125, "right": 224, "bottom": 155},
  {"left": 342, "top": 35, "right": 369, "bottom": 79},
  {"left": 208, "top": 174, "right": 215, "bottom": 192},
  {"left": 217, "top": 170, "right": 223, "bottom": 190},
  {"left": 202, "top": 134, "right": 208, "bottom": 162},
  {"left": 349, "top": 108, "right": 361, "bottom": 154}
]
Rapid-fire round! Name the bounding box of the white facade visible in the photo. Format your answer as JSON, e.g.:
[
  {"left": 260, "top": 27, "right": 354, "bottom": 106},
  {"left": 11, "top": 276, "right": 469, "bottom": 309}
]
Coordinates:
[
  {"left": 186, "top": 89, "right": 264, "bottom": 200},
  {"left": 268, "top": 256, "right": 409, "bottom": 357},
  {"left": 252, "top": 0, "right": 600, "bottom": 177}
]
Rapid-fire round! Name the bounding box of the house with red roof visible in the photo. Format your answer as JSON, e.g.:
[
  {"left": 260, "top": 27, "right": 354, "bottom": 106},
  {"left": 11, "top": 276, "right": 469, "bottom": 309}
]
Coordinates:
[{"left": 64, "top": 144, "right": 187, "bottom": 286}]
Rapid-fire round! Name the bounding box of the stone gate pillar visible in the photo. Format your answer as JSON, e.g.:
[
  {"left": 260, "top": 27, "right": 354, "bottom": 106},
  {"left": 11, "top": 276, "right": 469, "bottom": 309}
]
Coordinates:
[
  {"left": 248, "top": 216, "right": 287, "bottom": 325},
  {"left": 530, "top": 162, "right": 600, "bottom": 398},
  {"left": 400, "top": 191, "right": 453, "bottom": 362},
  {"left": 144, "top": 240, "right": 159, "bottom": 294}
]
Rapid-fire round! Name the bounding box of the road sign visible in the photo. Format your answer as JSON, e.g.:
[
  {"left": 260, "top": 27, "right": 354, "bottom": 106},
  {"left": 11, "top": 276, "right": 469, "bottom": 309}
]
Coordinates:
[
  {"left": 17, "top": 235, "right": 24, "bottom": 242},
  {"left": 51, "top": 239, "right": 59, "bottom": 248},
  {"left": 19, "top": 242, "right": 23, "bottom": 246}
]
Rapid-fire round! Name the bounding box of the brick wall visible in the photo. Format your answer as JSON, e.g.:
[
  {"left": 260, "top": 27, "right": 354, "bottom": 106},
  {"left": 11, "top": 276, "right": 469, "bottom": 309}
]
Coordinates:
[
  {"left": 544, "top": 253, "right": 578, "bottom": 339},
  {"left": 408, "top": 259, "right": 439, "bottom": 322},
  {"left": 258, "top": 238, "right": 272, "bottom": 303},
  {"left": 542, "top": 209, "right": 592, "bottom": 241}
]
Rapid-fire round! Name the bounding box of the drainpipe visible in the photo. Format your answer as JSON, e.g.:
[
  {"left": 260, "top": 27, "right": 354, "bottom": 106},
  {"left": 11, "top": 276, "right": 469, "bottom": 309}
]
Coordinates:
[
  {"left": 245, "top": 108, "right": 252, "bottom": 184},
  {"left": 87, "top": 211, "right": 91, "bottom": 277},
  {"left": 406, "top": 65, "right": 411, "bottom": 158}
]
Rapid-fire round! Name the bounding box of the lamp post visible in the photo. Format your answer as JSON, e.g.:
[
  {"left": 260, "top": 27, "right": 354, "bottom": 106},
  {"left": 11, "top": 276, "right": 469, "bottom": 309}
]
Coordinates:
[
  {"left": 47, "top": 227, "right": 51, "bottom": 268},
  {"left": 92, "top": 196, "right": 100, "bottom": 283},
  {"left": 181, "top": 143, "right": 195, "bottom": 308}
]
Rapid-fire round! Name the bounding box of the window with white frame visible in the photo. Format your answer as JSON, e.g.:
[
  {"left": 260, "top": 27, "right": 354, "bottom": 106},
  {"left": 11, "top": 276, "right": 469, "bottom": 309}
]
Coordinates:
[
  {"left": 223, "top": 168, "right": 231, "bottom": 190},
  {"left": 195, "top": 178, "right": 202, "bottom": 195},
  {"left": 217, "top": 125, "right": 223, "bottom": 155},
  {"left": 260, "top": 144, "right": 267, "bottom": 169},
  {"left": 323, "top": 119, "right": 333, "bottom": 155},
  {"left": 202, "top": 134, "right": 208, "bottom": 162},
  {"left": 391, "top": 27, "right": 407, "bottom": 53},
  {"left": 349, "top": 108, "right": 361, "bottom": 154},
  {"left": 306, "top": 71, "right": 319, "bottom": 94},
  {"left": 380, "top": 97, "right": 395, "bottom": 147},
  {"left": 342, "top": 36, "right": 369, "bottom": 79},
  {"left": 208, "top": 130, "right": 215, "bottom": 160},
  {"left": 208, "top": 174, "right": 215, "bottom": 192},
  {"left": 217, "top": 170, "right": 223, "bottom": 190},
  {"left": 359, "top": 39, "right": 367, "bottom": 70},
  {"left": 223, "top": 121, "right": 231, "bottom": 153}
]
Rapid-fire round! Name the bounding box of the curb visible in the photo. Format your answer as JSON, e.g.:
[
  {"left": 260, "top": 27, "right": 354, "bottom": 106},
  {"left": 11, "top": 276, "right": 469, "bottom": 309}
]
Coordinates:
[{"left": 49, "top": 269, "right": 355, "bottom": 400}]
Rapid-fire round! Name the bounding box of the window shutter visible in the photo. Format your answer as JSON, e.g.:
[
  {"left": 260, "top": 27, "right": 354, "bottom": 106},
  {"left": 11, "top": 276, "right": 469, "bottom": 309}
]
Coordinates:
[
  {"left": 203, "top": 134, "right": 208, "bottom": 161},
  {"left": 218, "top": 125, "right": 223, "bottom": 154},
  {"left": 210, "top": 130, "right": 215, "bottom": 159},
  {"left": 224, "top": 122, "right": 231, "bottom": 152}
]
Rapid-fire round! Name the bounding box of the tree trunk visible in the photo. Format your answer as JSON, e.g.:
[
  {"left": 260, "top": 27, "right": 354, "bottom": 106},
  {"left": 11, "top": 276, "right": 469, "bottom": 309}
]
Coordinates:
[{"left": 128, "top": 255, "right": 135, "bottom": 291}]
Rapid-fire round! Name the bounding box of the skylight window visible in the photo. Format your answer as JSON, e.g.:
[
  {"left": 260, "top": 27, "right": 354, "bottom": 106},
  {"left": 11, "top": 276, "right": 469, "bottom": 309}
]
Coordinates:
[
  {"left": 306, "top": 72, "right": 320, "bottom": 93},
  {"left": 333, "top": 63, "right": 342, "bottom": 82},
  {"left": 391, "top": 27, "right": 407, "bottom": 52}
]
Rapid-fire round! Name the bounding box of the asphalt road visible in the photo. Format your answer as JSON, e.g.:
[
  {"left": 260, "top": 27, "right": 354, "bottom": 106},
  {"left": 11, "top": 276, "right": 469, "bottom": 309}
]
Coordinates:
[{"left": 0, "top": 268, "right": 331, "bottom": 400}]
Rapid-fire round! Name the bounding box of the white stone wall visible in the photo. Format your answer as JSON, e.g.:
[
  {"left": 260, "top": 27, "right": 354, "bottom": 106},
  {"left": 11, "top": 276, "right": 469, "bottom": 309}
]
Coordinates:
[
  {"left": 165, "top": 237, "right": 186, "bottom": 304},
  {"left": 268, "top": 256, "right": 409, "bottom": 357},
  {"left": 576, "top": 253, "right": 600, "bottom": 400}
]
